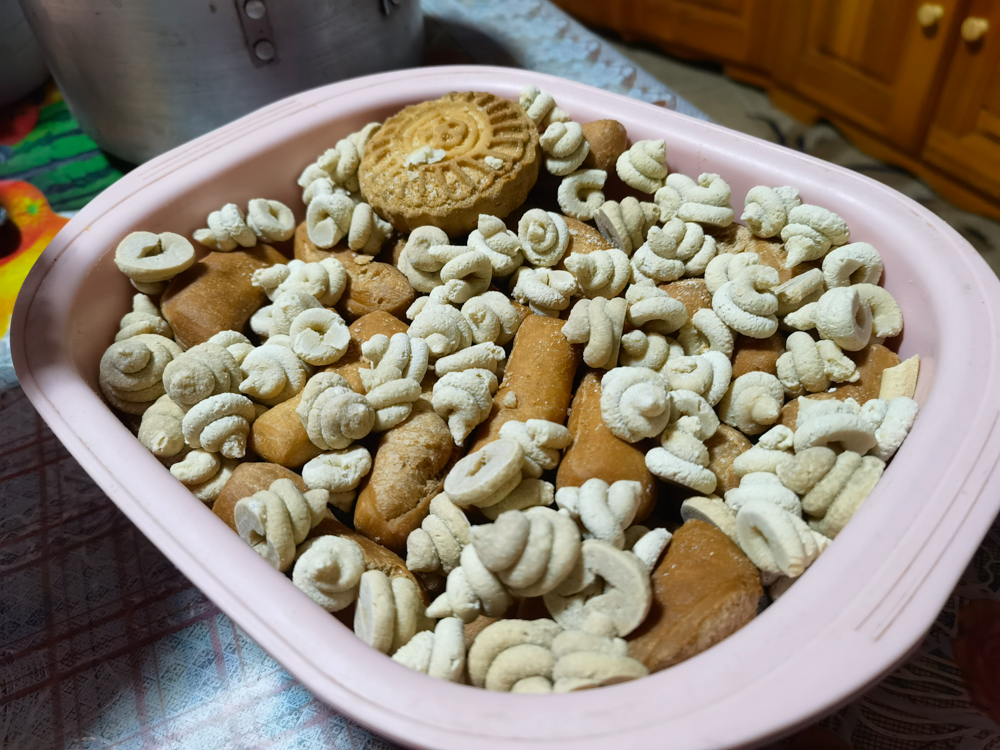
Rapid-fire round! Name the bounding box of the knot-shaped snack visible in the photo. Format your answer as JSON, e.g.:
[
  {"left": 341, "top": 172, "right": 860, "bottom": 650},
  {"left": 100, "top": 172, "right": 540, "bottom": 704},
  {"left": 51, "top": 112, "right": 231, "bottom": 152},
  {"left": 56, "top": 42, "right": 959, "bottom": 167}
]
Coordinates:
[
  {"left": 292, "top": 536, "right": 364, "bottom": 612},
  {"left": 461, "top": 291, "right": 522, "bottom": 345},
  {"left": 392, "top": 617, "right": 467, "bottom": 683},
  {"left": 355, "top": 569, "right": 433, "bottom": 655},
  {"left": 655, "top": 173, "right": 734, "bottom": 226},
  {"left": 406, "top": 494, "right": 471, "bottom": 575},
  {"left": 774, "top": 268, "right": 826, "bottom": 316},
  {"left": 645, "top": 390, "right": 720, "bottom": 494},
  {"left": 194, "top": 203, "right": 257, "bottom": 251},
  {"left": 444, "top": 438, "right": 525, "bottom": 509},
  {"left": 288, "top": 308, "right": 351, "bottom": 366},
  {"left": 704, "top": 252, "right": 759, "bottom": 294},
  {"left": 234, "top": 478, "right": 330, "bottom": 571},
  {"left": 544, "top": 539, "right": 652, "bottom": 637},
  {"left": 408, "top": 299, "right": 475, "bottom": 359},
  {"left": 595, "top": 197, "right": 660, "bottom": 256},
  {"left": 562, "top": 297, "right": 628, "bottom": 370},
  {"left": 434, "top": 342, "right": 506, "bottom": 377},
  {"left": 663, "top": 351, "right": 732, "bottom": 406},
  {"left": 346, "top": 202, "right": 393, "bottom": 255},
  {"left": 677, "top": 308, "right": 735, "bottom": 358},
  {"left": 780, "top": 204, "right": 850, "bottom": 267},
  {"left": 618, "top": 330, "right": 681, "bottom": 371},
  {"left": 865, "top": 396, "right": 918, "bottom": 461},
  {"left": 238, "top": 343, "right": 310, "bottom": 406},
  {"left": 776, "top": 447, "right": 869, "bottom": 518},
  {"left": 208, "top": 331, "right": 255, "bottom": 366},
  {"left": 564, "top": 247, "right": 631, "bottom": 299},
  {"left": 517, "top": 209, "right": 569, "bottom": 267},
  {"left": 717, "top": 372, "right": 784, "bottom": 435},
  {"left": 424, "top": 543, "right": 513, "bottom": 623},
  {"left": 301, "top": 445, "right": 373, "bottom": 511},
  {"left": 793, "top": 396, "right": 877, "bottom": 454},
  {"left": 855, "top": 283, "right": 903, "bottom": 339},
  {"left": 520, "top": 85, "right": 570, "bottom": 129},
  {"left": 741, "top": 185, "right": 801, "bottom": 238},
  {"left": 114, "top": 232, "right": 195, "bottom": 294},
  {"left": 468, "top": 214, "right": 524, "bottom": 277},
  {"left": 99, "top": 334, "right": 183, "bottom": 415},
  {"left": 469, "top": 506, "right": 582, "bottom": 597},
  {"left": 631, "top": 218, "right": 717, "bottom": 283},
  {"left": 306, "top": 189, "right": 355, "bottom": 249},
  {"left": 784, "top": 286, "right": 873, "bottom": 351},
  {"left": 555, "top": 479, "right": 641, "bottom": 548},
  {"left": 498, "top": 419, "right": 571, "bottom": 478},
  {"left": 467, "top": 618, "right": 563, "bottom": 691},
  {"left": 296, "top": 372, "right": 375, "bottom": 450},
  {"left": 625, "top": 283, "right": 688, "bottom": 334},
  {"left": 712, "top": 263, "right": 780, "bottom": 338},
  {"left": 732, "top": 424, "right": 795, "bottom": 477},
  {"left": 616, "top": 140, "right": 668, "bottom": 193},
  {"left": 361, "top": 332, "right": 430, "bottom": 390},
  {"left": 540, "top": 121, "right": 591, "bottom": 176},
  {"left": 547, "top": 628, "right": 649, "bottom": 692},
  {"left": 724, "top": 471, "right": 801, "bottom": 515},
  {"left": 252, "top": 258, "right": 347, "bottom": 306},
  {"left": 478, "top": 477, "right": 556, "bottom": 521},
  {"left": 169, "top": 449, "right": 237, "bottom": 503},
  {"left": 432, "top": 368, "right": 499, "bottom": 444},
  {"left": 397, "top": 225, "right": 452, "bottom": 293},
  {"left": 365, "top": 377, "right": 423, "bottom": 432},
  {"left": 162, "top": 341, "right": 242, "bottom": 408},
  {"left": 116, "top": 294, "right": 172, "bottom": 341},
  {"left": 246, "top": 198, "right": 295, "bottom": 243},
  {"left": 428, "top": 247, "right": 493, "bottom": 305},
  {"left": 308, "top": 125, "right": 378, "bottom": 193},
  {"left": 776, "top": 331, "right": 858, "bottom": 397},
  {"left": 822, "top": 243, "right": 883, "bottom": 288},
  {"left": 600, "top": 366, "right": 672, "bottom": 443},
  {"left": 511, "top": 267, "right": 578, "bottom": 317},
  {"left": 181, "top": 393, "right": 256, "bottom": 458},
  {"left": 735, "top": 499, "right": 828, "bottom": 578},
  {"left": 251, "top": 289, "right": 322, "bottom": 339},
  {"left": 139, "top": 395, "right": 186, "bottom": 457},
  {"left": 557, "top": 169, "right": 607, "bottom": 221}
]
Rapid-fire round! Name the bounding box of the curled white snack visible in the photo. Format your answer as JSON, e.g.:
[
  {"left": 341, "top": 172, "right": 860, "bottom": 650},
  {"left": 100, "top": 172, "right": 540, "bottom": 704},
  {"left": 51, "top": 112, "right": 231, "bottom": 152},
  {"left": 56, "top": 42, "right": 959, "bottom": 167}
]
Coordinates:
[
  {"left": 162, "top": 342, "right": 242, "bottom": 408},
  {"left": 680, "top": 495, "right": 737, "bottom": 540},
  {"left": 252, "top": 258, "right": 348, "bottom": 307},
  {"left": 301, "top": 445, "right": 373, "bottom": 512},
  {"left": 347, "top": 202, "right": 392, "bottom": 255},
  {"left": 717, "top": 372, "right": 784, "bottom": 435},
  {"left": 780, "top": 204, "right": 850, "bottom": 268},
  {"left": 467, "top": 618, "right": 563, "bottom": 691},
  {"left": 252, "top": 289, "right": 322, "bottom": 339},
  {"left": 193, "top": 203, "right": 256, "bottom": 251},
  {"left": 725, "top": 472, "right": 801, "bottom": 515},
  {"left": 732, "top": 424, "right": 794, "bottom": 477},
  {"left": 461, "top": 291, "right": 522, "bottom": 345},
  {"left": 434, "top": 342, "right": 505, "bottom": 378},
  {"left": 99, "top": 335, "right": 182, "bottom": 415},
  {"left": 306, "top": 189, "right": 354, "bottom": 249},
  {"left": 712, "top": 263, "right": 779, "bottom": 338},
  {"left": 511, "top": 267, "right": 578, "bottom": 317},
  {"left": 774, "top": 268, "right": 826, "bottom": 316},
  {"left": 479, "top": 477, "right": 555, "bottom": 521},
  {"left": 736, "top": 499, "right": 827, "bottom": 578},
  {"left": 595, "top": 197, "right": 659, "bottom": 256},
  {"left": 600, "top": 366, "right": 672, "bottom": 443},
  {"left": 776, "top": 332, "right": 857, "bottom": 397},
  {"left": 392, "top": 617, "right": 467, "bottom": 683},
  {"left": 246, "top": 198, "right": 295, "bottom": 243},
  {"left": 677, "top": 308, "right": 735, "bottom": 358},
  {"left": 313, "top": 125, "right": 378, "bottom": 192},
  {"left": 822, "top": 243, "right": 883, "bottom": 288},
  {"left": 429, "top": 248, "right": 493, "bottom": 305},
  {"left": 289, "top": 308, "right": 350, "bottom": 366},
  {"left": 406, "top": 494, "right": 471, "bottom": 575},
  {"left": 793, "top": 396, "right": 877, "bottom": 454},
  {"left": 296, "top": 372, "right": 375, "bottom": 450},
  {"left": 618, "top": 330, "right": 681, "bottom": 371},
  {"left": 555, "top": 478, "right": 641, "bottom": 549},
  {"left": 785, "top": 286, "right": 872, "bottom": 351},
  {"left": 540, "top": 121, "right": 590, "bottom": 176},
  {"left": 444, "top": 439, "right": 525, "bottom": 509},
  {"left": 408, "top": 300, "right": 474, "bottom": 359},
  {"left": 625, "top": 282, "right": 687, "bottom": 334},
  {"left": 517, "top": 209, "right": 570, "bottom": 268},
  {"left": 664, "top": 351, "right": 732, "bottom": 406},
  {"left": 397, "top": 225, "right": 451, "bottom": 293},
  {"left": 169, "top": 449, "right": 236, "bottom": 503},
  {"left": 557, "top": 169, "right": 606, "bottom": 221},
  {"left": 425, "top": 544, "right": 513, "bottom": 623},
  {"left": 520, "top": 85, "right": 570, "bottom": 128},
  {"left": 365, "top": 378, "right": 422, "bottom": 432},
  {"left": 208, "top": 331, "right": 254, "bottom": 365},
  {"left": 704, "top": 252, "right": 760, "bottom": 295},
  {"left": 498, "top": 419, "right": 571, "bottom": 478},
  {"left": 655, "top": 173, "right": 734, "bottom": 227},
  {"left": 361, "top": 332, "right": 429, "bottom": 391},
  {"left": 865, "top": 396, "right": 918, "bottom": 462},
  {"left": 468, "top": 214, "right": 524, "bottom": 277},
  {"left": 742, "top": 185, "right": 801, "bottom": 238},
  {"left": 181, "top": 393, "right": 256, "bottom": 458},
  {"left": 432, "top": 368, "right": 499, "bottom": 444},
  {"left": 564, "top": 247, "right": 630, "bottom": 299},
  {"left": 234, "top": 478, "right": 330, "bottom": 571},
  {"left": 645, "top": 390, "right": 719, "bottom": 494},
  {"left": 549, "top": 629, "right": 648, "bottom": 692},
  {"left": 631, "top": 219, "right": 716, "bottom": 283},
  {"left": 616, "top": 139, "right": 668, "bottom": 193},
  {"left": 139, "top": 395, "right": 186, "bottom": 457},
  {"left": 116, "top": 294, "right": 172, "bottom": 341},
  {"left": 114, "top": 231, "right": 195, "bottom": 285},
  {"left": 355, "top": 570, "right": 432, "bottom": 655},
  {"left": 624, "top": 526, "right": 672, "bottom": 573},
  {"left": 855, "top": 283, "right": 903, "bottom": 339},
  {"left": 238, "top": 343, "right": 309, "bottom": 406},
  {"left": 292, "top": 536, "right": 364, "bottom": 612},
  {"left": 562, "top": 297, "right": 628, "bottom": 370}
]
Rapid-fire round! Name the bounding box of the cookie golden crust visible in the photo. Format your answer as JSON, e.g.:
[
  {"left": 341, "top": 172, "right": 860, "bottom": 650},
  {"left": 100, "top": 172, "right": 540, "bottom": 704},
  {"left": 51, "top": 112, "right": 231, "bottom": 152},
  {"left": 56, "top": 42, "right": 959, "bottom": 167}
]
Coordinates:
[{"left": 358, "top": 91, "right": 540, "bottom": 237}]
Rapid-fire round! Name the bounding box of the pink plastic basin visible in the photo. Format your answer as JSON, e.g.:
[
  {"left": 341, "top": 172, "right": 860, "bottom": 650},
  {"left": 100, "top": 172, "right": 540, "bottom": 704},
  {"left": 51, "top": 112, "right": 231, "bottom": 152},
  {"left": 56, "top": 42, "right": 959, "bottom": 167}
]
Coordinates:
[{"left": 12, "top": 66, "right": 1000, "bottom": 749}]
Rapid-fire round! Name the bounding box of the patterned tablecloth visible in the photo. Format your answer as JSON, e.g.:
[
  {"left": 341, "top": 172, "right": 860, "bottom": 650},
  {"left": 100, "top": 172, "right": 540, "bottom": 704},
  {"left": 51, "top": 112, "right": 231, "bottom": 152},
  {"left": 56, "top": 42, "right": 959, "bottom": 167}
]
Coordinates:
[{"left": 2, "top": 1, "right": 999, "bottom": 749}]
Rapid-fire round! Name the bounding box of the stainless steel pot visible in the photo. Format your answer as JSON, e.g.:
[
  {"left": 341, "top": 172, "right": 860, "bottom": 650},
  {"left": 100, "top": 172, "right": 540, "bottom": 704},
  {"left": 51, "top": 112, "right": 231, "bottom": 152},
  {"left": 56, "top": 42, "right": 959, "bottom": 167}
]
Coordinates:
[
  {"left": 18, "top": 0, "right": 423, "bottom": 163},
  {"left": 1, "top": 0, "right": 48, "bottom": 106}
]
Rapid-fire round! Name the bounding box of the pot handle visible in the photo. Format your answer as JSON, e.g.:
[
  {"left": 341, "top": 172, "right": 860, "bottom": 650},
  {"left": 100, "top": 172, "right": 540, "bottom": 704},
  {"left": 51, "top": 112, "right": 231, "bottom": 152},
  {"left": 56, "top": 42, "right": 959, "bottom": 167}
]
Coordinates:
[{"left": 234, "top": 0, "right": 278, "bottom": 66}]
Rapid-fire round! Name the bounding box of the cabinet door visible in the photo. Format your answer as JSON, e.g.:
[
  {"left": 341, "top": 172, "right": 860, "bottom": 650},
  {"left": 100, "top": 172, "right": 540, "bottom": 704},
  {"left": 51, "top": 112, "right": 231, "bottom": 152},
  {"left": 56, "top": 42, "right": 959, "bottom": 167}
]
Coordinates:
[
  {"left": 771, "top": 0, "right": 961, "bottom": 151},
  {"left": 923, "top": 0, "right": 1000, "bottom": 200}
]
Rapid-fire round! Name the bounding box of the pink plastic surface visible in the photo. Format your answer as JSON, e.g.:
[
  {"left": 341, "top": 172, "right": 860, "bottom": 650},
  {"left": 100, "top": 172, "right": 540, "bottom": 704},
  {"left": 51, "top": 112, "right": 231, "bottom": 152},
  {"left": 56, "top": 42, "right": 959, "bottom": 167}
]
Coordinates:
[{"left": 10, "top": 66, "right": 1000, "bottom": 750}]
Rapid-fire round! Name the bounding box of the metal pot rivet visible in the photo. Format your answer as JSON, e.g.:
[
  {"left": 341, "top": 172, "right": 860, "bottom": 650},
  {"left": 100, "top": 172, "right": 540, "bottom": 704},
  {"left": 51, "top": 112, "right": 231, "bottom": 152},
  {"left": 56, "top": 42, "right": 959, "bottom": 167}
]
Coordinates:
[
  {"left": 244, "top": 0, "right": 266, "bottom": 20},
  {"left": 254, "top": 40, "right": 275, "bottom": 61}
]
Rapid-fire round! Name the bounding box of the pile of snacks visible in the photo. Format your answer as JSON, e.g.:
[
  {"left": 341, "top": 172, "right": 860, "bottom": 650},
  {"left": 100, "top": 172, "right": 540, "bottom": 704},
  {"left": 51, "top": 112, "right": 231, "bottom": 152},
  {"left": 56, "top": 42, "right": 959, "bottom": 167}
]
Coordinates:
[{"left": 98, "top": 84, "right": 920, "bottom": 693}]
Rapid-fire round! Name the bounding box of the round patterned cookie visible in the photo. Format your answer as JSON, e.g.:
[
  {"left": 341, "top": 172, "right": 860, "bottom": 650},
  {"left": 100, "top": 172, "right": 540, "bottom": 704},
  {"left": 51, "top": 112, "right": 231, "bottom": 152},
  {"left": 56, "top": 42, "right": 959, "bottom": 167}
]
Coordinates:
[{"left": 358, "top": 91, "right": 540, "bottom": 237}]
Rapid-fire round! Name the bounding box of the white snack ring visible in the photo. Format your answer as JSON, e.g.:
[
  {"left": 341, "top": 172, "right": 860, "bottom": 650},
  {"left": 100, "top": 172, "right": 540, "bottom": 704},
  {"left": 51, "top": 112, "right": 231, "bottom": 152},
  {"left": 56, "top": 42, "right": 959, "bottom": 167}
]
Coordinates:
[
  {"left": 434, "top": 342, "right": 505, "bottom": 377},
  {"left": 774, "top": 269, "right": 826, "bottom": 316},
  {"left": 398, "top": 225, "right": 451, "bottom": 293},
  {"left": 361, "top": 332, "right": 430, "bottom": 390},
  {"left": 252, "top": 258, "right": 348, "bottom": 307},
  {"left": 616, "top": 139, "right": 668, "bottom": 193},
  {"left": 712, "top": 264, "right": 780, "bottom": 338},
  {"left": 114, "top": 231, "right": 195, "bottom": 283},
  {"left": 289, "top": 307, "right": 351, "bottom": 366},
  {"left": 618, "top": 330, "right": 678, "bottom": 372},
  {"left": 234, "top": 478, "right": 331, "bottom": 572},
  {"left": 626, "top": 283, "right": 688, "bottom": 334},
  {"left": 866, "top": 396, "right": 919, "bottom": 462},
  {"left": 430, "top": 248, "right": 493, "bottom": 305},
  {"left": 735, "top": 499, "right": 827, "bottom": 578},
  {"left": 162, "top": 341, "right": 242, "bottom": 408},
  {"left": 425, "top": 544, "right": 513, "bottom": 623},
  {"left": 181, "top": 392, "right": 257, "bottom": 458},
  {"left": 822, "top": 242, "right": 883, "bottom": 288},
  {"left": 467, "top": 618, "right": 563, "bottom": 691},
  {"left": 444, "top": 439, "right": 525, "bottom": 509},
  {"left": 347, "top": 202, "right": 393, "bottom": 255},
  {"left": 246, "top": 198, "right": 296, "bottom": 243},
  {"left": 139, "top": 395, "right": 186, "bottom": 457},
  {"left": 793, "top": 397, "right": 878, "bottom": 454},
  {"left": 855, "top": 283, "right": 903, "bottom": 339},
  {"left": 365, "top": 378, "right": 422, "bottom": 432},
  {"left": 733, "top": 425, "right": 795, "bottom": 477},
  {"left": 306, "top": 190, "right": 354, "bottom": 249}
]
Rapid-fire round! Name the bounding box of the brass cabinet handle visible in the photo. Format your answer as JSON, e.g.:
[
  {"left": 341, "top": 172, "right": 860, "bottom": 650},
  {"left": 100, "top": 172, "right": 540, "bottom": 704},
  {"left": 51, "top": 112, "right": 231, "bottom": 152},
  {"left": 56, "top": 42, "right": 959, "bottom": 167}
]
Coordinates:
[
  {"left": 917, "top": 3, "right": 945, "bottom": 27},
  {"left": 962, "top": 16, "right": 990, "bottom": 41}
]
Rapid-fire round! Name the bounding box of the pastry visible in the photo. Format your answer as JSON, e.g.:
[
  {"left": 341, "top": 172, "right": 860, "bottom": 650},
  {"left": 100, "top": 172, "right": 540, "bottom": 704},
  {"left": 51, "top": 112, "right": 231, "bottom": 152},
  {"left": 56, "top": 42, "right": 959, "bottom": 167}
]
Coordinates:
[
  {"left": 213, "top": 462, "right": 307, "bottom": 532},
  {"left": 710, "top": 224, "right": 818, "bottom": 285},
  {"left": 731, "top": 333, "right": 786, "bottom": 379},
  {"left": 658, "top": 278, "right": 713, "bottom": 319},
  {"left": 705, "top": 424, "right": 752, "bottom": 495},
  {"left": 580, "top": 119, "right": 629, "bottom": 172},
  {"left": 161, "top": 245, "right": 288, "bottom": 349},
  {"left": 562, "top": 215, "right": 612, "bottom": 256},
  {"left": 470, "top": 314, "right": 582, "bottom": 451},
  {"left": 358, "top": 91, "right": 540, "bottom": 237},
  {"left": 627, "top": 520, "right": 762, "bottom": 672},
  {"left": 354, "top": 400, "right": 462, "bottom": 554},
  {"left": 294, "top": 222, "right": 414, "bottom": 321},
  {"left": 556, "top": 372, "right": 657, "bottom": 522}
]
